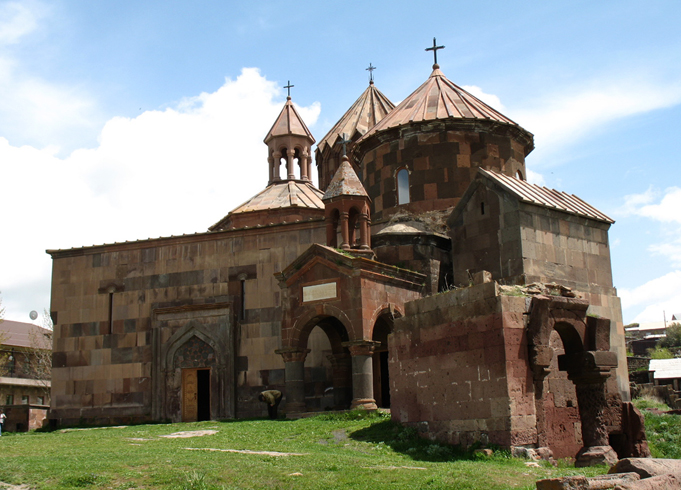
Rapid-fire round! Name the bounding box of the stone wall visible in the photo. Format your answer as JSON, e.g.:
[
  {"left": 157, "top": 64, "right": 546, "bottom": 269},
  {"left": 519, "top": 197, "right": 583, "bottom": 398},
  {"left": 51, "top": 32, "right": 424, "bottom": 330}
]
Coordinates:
[
  {"left": 389, "top": 281, "right": 538, "bottom": 449},
  {"left": 358, "top": 123, "right": 528, "bottom": 223},
  {"left": 450, "top": 183, "right": 629, "bottom": 399},
  {"left": 49, "top": 221, "right": 325, "bottom": 426}
]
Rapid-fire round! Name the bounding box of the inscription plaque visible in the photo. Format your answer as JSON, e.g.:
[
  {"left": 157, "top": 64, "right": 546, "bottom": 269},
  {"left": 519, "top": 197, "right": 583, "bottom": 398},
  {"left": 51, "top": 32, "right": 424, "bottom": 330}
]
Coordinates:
[{"left": 303, "top": 282, "right": 337, "bottom": 302}]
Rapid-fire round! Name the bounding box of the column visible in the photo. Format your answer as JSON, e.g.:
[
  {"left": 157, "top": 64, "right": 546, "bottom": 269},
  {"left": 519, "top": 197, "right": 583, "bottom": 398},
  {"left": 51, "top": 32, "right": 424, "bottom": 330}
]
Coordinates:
[
  {"left": 272, "top": 151, "right": 282, "bottom": 182},
  {"left": 359, "top": 212, "right": 370, "bottom": 250},
  {"left": 275, "top": 348, "right": 310, "bottom": 413},
  {"left": 342, "top": 340, "right": 380, "bottom": 410},
  {"left": 287, "top": 149, "right": 296, "bottom": 180},
  {"left": 561, "top": 351, "right": 619, "bottom": 467},
  {"left": 340, "top": 212, "right": 350, "bottom": 250}
]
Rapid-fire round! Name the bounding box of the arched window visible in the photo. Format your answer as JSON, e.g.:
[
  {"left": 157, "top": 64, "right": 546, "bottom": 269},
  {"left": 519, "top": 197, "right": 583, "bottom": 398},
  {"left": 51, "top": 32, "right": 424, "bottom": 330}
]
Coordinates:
[
  {"left": 397, "top": 168, "right": 410, "bottom": 205},
  {"left": 517, "top": 169, "right": 524, "bottom": 181}
]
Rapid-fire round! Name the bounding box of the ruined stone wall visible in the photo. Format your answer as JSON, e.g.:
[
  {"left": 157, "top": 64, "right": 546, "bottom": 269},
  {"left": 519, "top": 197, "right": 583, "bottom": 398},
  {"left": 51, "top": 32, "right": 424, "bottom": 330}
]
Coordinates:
[
  {"left": 515, "top": 203, "right": 629, "bottom": 400},
  {"left": 359, "top": 124, "right": 528, "bottom": 223},
  {"left": 49, "top": 221, "right": 325, "bottom": 426},
  {"left": 389, "top": 282, "right": 537, "bottom": 449},
  {"left": 450, "top": 186, "right": 629, "bottom": 399}
]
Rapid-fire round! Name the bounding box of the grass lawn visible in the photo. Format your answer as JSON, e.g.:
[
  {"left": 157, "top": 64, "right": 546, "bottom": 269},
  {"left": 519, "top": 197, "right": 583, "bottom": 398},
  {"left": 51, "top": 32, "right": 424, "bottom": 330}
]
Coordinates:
[
  {"left": 634, "top": 396, "right": 681, "bottom": 459},
  {"left": 1, "top": 412, "right": 605, "bottom": 490}
]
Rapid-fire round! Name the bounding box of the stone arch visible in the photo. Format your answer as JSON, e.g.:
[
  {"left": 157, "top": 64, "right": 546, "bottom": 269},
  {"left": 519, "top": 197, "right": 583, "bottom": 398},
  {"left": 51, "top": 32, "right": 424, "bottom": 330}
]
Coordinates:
[
  {"left": 163, "top": 321, "right": 221, "bottom": 372},
  {"left": 158, "top": 320, "right": 226, "bottom": 423},
  {"left": 527, "top": 295, "right": 619, "bottom": 466},
  {"left": 370, "top": 304, "right": 403, "bottom": 409},
  {"left": 287, "top": 304, "right": 356, "bottom": 350}
]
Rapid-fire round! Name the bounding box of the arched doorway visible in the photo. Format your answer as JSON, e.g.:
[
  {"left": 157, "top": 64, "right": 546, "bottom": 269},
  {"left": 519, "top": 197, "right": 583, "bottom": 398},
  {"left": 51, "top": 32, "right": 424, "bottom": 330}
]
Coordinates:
[
  {"left": 372, "top": 313, "right": 394, "bottom": 408},
  {"left": 174, "top": 335, "right": 217, "bottom": 422},
  {"left": 299, "top": 316, "right": 352, "bottom": 411}
]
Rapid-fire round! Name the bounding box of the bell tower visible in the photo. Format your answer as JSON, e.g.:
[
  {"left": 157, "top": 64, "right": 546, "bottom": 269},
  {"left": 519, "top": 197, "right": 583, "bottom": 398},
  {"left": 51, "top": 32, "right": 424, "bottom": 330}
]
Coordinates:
[{"left": 264, "top": 82, "right": 315, "bottom": 184}]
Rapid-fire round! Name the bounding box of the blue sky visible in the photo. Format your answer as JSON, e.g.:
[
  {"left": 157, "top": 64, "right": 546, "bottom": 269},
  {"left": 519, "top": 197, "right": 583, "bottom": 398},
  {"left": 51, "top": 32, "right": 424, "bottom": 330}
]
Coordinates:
[{"left": 1, "top": 0, "right": 680, "bottom": 325}]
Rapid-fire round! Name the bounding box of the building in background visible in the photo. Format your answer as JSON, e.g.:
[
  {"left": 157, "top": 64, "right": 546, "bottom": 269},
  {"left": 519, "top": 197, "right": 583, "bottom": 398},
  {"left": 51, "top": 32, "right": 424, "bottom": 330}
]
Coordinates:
[{"left": 0, "top": 319, "right": 51, "bottom": 431}]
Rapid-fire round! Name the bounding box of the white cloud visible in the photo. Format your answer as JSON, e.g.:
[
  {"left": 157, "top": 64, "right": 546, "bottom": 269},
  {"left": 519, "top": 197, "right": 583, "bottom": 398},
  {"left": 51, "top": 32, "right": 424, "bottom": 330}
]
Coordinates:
[
  {"left": 0, "top": 68, "right": 321, "bottom": 321},
  {"left": 461, "top": 85, "right": 505, "bottom": 111},
  {"left": 0, "top": 1, "right": 40, "bottom": 45},
  {"left": 619, "top": 186, "right": 681, "bottom": 267},
  {"left": 526, "top": 169, "right": 545, "bottom": 186},
  {"left": 0, "top": 0, "right": 100, "bottom": 154},
  {"left": 512, "top": 80, "right": 681, "bottom": 162},
  {"left": 619, "top": 271, "right": 681, "bottom": 323}
]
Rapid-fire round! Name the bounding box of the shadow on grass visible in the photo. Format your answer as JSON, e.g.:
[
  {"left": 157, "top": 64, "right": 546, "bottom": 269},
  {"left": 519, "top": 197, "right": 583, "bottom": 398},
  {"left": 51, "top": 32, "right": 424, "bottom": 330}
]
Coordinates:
[{"left": 314, "top": 411, "right": 504, "bottom": 463}]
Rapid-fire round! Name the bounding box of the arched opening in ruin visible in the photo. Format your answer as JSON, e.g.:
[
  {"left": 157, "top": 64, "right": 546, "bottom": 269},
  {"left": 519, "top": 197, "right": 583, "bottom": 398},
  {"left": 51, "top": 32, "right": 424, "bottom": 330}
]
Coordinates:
[
  {"left": 299, "top": 316, "right": 352, "bottom": 411},
  {"left": 540, "top": 329, "right": 582, "bottom": 459},
  {"left": 372, "top": 311, "right": 397, "bottom": 408}
]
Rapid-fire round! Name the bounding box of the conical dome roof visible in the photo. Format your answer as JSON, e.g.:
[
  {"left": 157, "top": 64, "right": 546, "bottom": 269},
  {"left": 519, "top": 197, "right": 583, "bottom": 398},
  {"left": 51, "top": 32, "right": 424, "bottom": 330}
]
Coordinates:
[
  {"left": 264, "top": 97, "right": 315, "bottom": 144},
  {"left": 359, "top": 65, "right": 522, "bottom": 142},
  {"left": 322, "top": 156, "right": 369, "bottom": 200},
  {"left": 317, "top": 82, "right": 394, "bottom": 153}
]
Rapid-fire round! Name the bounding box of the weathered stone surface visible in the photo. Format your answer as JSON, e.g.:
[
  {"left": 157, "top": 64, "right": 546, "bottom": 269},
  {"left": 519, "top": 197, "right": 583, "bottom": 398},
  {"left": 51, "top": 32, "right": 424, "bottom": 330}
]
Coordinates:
[
  {"left": 575, "top": 445, "right": 619, "bottom": 468},
  {"left": 610, "top": 458, "right": 681, "bottom": 480},
  {"left": 614, "top": 474, "right": 681, "bottom": 490},
  {"left": 536, "top": 473, "right": 639, "bottom": 490}
]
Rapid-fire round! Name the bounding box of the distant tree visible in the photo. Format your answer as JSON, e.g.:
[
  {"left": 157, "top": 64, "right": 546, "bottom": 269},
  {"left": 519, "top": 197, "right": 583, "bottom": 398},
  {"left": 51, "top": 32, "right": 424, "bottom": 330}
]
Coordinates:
[
  {"left": 26, "top": 309, "right": 53, "bottom": 399},
  {"left": 660, "top": 322, "right": 681, "bottom": 349}
]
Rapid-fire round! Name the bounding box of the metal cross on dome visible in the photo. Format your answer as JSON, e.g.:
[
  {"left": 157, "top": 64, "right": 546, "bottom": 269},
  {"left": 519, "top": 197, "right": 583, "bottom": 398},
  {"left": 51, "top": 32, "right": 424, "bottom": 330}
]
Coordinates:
[
  {"left": 284, "top": 80, "right": 294, "bottom": 97},
  {"left": 366, "top": 63, "right": 376, "bottom": 82},
  {"left": 425, "top": 37, "right": 445, "bottom": 65},
  {"left": 338, "top": 133, "right": 351, "bottom": 157}
]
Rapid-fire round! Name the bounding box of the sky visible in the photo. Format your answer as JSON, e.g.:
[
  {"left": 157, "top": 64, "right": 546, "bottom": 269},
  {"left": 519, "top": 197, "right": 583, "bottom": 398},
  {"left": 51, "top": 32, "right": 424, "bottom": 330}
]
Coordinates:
[{"left": 0, "top": 0, "right": 680, "bottom": 326}]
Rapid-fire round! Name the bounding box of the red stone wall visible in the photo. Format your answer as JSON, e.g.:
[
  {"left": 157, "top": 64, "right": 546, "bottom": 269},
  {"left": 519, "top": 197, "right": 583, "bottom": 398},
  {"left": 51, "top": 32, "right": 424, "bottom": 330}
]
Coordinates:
[
  {"left": 359, "top": 126, "right": 528, "bottom": 222},
  {"left": 389, "top": 282, "right": 537, "bottom": 449}
]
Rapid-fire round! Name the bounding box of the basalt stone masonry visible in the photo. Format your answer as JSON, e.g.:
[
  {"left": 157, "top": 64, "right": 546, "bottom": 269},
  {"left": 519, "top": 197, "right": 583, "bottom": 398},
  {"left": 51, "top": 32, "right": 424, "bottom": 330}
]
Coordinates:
[{"left": 48, "top": 55, "right": 635, "bottom": 465}]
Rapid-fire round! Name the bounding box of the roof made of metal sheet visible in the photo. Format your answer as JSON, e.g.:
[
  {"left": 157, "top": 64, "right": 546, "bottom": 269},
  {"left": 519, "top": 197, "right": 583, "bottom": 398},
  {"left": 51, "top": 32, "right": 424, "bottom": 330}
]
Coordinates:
[
  {"left": 0, "top": 320, "right": 52, "bottom": 349},
  {"left": 264, "top": 97, "right": 315, "bottom": 144},
  {"left": 650, "top": 358, "right": 681, "bottom": 379},
  {"left": 359, "top": 65, "right": 522, "bottom": 142},
  {"left": 225, "top": 180, "right": 324, "bottom": 215},
  {"left": 479, "top": 169, "right": 614, "bottom": 224},
  {"left": 317, "top": 82, "right": 395, "bottom": 153}
]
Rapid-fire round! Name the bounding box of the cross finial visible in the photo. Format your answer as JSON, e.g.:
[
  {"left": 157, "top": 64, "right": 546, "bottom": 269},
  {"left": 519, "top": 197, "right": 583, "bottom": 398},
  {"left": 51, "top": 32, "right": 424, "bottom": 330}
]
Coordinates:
[
  {"left": 425, "top": 37, "right": 445, "bottom": 67},
  {"left": 284, "top": 80, "right": 294, "bottom": 98},
  {"left": 338, "top": 133, "right": 351, "bottom": 158},
  {"left": 366, "top": 63, "right": 376, "bottom": 83}
]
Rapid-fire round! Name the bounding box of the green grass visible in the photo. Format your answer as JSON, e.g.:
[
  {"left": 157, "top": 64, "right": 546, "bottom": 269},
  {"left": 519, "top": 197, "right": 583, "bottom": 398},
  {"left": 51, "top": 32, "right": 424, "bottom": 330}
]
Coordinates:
[
  {"left": 2, "top": 411, "right": 605, "bottom": 490},
  {"left": 634, "top": 396, "right": 681, "bottom": 459}
]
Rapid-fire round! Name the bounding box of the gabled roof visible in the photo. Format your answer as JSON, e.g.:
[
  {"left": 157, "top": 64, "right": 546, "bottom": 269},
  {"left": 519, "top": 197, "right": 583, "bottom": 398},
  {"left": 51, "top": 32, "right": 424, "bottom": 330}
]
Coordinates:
[
  {"left": 476, "top": 168, "right": 614, "bottom": 223},
  {"left": 208, "top": 180, "right": 324, "bottom": 231},
  {"left": 264, "top": 97, "right": 315, "bottom": 144},
  {"left": 0, "top": 320, "right": 51, "bottom": 349},
  {"left": 276, "top": 243, "right": 426, "bottom": 289},
  {"left": 322, "top": 157, "right": 368, "bottom": 200},
  {"left": 359, "top": 65, "right": 525, "bottom": 142},
  {"left": 317, "top": 82, "right": 394, "bottom": 153}
]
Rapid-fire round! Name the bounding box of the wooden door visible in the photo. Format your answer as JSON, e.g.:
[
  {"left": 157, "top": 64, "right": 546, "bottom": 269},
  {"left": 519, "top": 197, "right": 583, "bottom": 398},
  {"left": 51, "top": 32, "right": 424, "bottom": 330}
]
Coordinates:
[{"left": 182, "top": 368, "right": 198, "bottom": 422}]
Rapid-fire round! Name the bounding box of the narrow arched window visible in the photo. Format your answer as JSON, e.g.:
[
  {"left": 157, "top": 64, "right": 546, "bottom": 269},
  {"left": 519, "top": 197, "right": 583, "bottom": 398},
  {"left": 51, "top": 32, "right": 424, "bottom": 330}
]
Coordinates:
[
  {"left": 517, "top": 170, "right": 524, "bottom": 181},
  {"left": 397, "top": 168, "right": 410, "bottom": 205}
]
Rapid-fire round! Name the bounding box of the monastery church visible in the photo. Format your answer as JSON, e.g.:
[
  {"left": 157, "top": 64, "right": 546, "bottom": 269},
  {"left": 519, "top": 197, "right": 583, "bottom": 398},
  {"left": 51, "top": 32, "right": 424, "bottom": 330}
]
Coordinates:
[{"left": 48, "top": 45, "right": 648, "bottom": 465}]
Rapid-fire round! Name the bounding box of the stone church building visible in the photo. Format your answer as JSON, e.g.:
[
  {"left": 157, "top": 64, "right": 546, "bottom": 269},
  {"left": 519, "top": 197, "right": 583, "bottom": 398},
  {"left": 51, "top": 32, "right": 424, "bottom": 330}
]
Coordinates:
[{"left": 48, "top": 53, "right": 645, "bottom": 464}]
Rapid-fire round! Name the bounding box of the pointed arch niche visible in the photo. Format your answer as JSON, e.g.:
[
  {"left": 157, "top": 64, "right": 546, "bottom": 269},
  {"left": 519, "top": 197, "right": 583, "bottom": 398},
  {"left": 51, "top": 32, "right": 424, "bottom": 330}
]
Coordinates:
[{"left": 151, "top": 303, "right": 234, "bottom": 422}]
